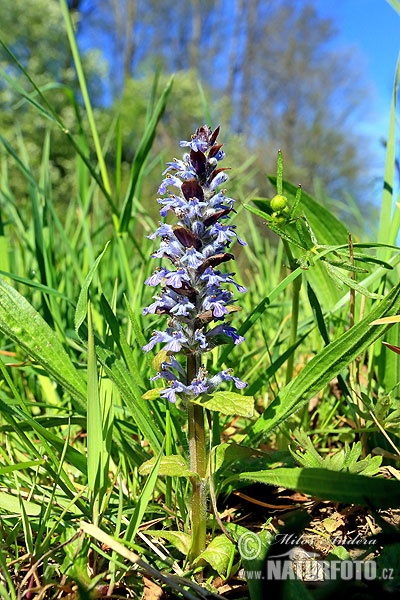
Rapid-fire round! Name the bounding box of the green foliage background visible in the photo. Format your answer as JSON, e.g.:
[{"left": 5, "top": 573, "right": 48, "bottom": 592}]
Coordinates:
[{"left": 0, "top": 1, "right": 399, "bottom": 598}]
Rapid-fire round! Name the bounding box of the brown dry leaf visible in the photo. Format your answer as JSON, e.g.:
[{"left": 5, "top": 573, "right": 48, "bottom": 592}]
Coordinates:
[{"left": 143, "top": 575, "right": 164, "bottom": 600}]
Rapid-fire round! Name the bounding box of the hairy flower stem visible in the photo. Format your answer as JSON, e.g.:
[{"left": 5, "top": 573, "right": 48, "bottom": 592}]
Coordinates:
[
  {"left": 283, "top": 240, "right": 302, "bottom": 384},
  {"left": 187, "top": 353, "right": 207, "bottom": 561}
]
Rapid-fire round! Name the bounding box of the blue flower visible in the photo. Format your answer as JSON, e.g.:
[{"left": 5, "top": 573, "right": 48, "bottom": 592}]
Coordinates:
[
  {"left": 207, "top": 324, "right": 245, "bottom": 345},
  {"left": 180, "top": 247, "right": 204, "bottom": 269},
  {"left": 145, "top": 267, "right": 170, "bottom": 287},
  {"left": 160, "top": 381, "right": 188, "bottom": 403},
  {"left": 209, "top": 369, "right": 248, "bottom": 390},
  {"left": 143, "top": 126, "right": 247, "bottom": 403}
]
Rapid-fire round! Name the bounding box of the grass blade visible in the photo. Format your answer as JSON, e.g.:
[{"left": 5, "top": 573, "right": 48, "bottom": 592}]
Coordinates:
[{"left": 250, "top": 280, "right": 400, "bottom": 437}]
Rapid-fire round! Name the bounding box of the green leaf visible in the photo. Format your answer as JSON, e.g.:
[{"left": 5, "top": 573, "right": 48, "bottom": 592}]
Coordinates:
[
  {"left": 0, "top": 277, "right": 86, "bottom": 408},
  {"left": 324, "top": 262, "right": 382, "bottom": 299},
  {"left": 141, "top": 388, "right": 165, "bottom": 401},
  {"left": 0, "top": 490, "right": 42, "bottom": 516},
  {"left": 236, "top": 467, "right": 400, "bottom": 509},
  {"left": 0, "top": 460, "right": 45, "bottom": 475},
  {"left": 213, "top": 443, "right": 262, "bottom": 473},
  {"left": 225, "top": 523, "right": 273, "bottom": 600},
  {"left": 125, "top": 446, "right": 163, "bottom": 543},
  {"left": 0, "top": 398, "right": 87, "bottom": 475},
  {"left": 217, "top": 266, "right": 303, "bottom": 368},
  {"left": 192, "top": 391, "right": 254, "bottom": 418},
  {"left": 139, "top": 455, "right": 193, "bottom": 478},
  {"left": 86, "top": 301, "right": 102, "bottom": 499},
  {"left": 146, "top": 530, "right": 191, "bottom": 555},
  {"left": 251, "top": 281, "right": 400, "bottom": 437},
  {"left": 196, "top": 535, "right": 235, "bottom": 577},
  {"left": 75, "top": 242, "right": 110, "bottom": 333},
  {"left": 120, "top": 75, "right": 174, "bottom": 231},
  {"left": 268, "top": 178, "right": 349, "bottom": 245},
  {"left": 95, "top": 344, "right": 163, "bottom": 453}
]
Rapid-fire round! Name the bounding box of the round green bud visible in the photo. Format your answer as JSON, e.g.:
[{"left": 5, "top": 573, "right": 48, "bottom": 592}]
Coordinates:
[{"left": 270, "top": 194, "right": 288, "bottom": 212}]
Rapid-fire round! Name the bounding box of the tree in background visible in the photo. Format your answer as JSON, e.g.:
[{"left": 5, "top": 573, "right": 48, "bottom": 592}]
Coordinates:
[
  {"left": 74, "top": 0, "right": 372, "bottom": 205},
  {"left": 0, "top": 0, "right": 373, "bottom": 215},
  {"left": 0, "top": 0, "right": 105, "bottom": 204}
]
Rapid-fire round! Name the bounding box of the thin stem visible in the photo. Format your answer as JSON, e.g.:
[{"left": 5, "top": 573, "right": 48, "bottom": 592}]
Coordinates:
[
  {"left": 282, "top": 239, "right": 302, "bottom": 384},
  {"left": 187, "top": 353, "right": 207, "bottom": 562}
]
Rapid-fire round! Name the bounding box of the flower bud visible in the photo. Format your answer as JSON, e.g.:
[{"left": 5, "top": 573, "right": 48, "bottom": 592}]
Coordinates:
[{"left": 270, "top": 194, "right": 288, "bottom": 213}]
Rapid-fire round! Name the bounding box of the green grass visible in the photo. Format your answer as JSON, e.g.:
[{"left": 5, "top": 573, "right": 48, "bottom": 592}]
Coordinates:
[{"left": 0, "top": 8, "right": 400, "bottom": 600}]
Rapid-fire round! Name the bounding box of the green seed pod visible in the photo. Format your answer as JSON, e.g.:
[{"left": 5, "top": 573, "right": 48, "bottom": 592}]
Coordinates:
[{"left": 270, "top": 194, "right": 288, "bottom": 212}]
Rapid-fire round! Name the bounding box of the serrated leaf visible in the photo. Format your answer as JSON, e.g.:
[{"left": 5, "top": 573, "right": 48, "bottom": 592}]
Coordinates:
[
  {"left": 196, "top": 535, "right": 235, "bottom": 577},
  {"left": 0, "top": 278, "right": 86, "bottom": 408},
  {"left": 146, "top": 530, "right": 191, "bottom": 555},
  {"left": 139, "top": 455, "right": 194, "bottom": 477},
  {"left": 325, "top": 263, "right": 382, "bottom": 299},
  {"left": 236, "top": 467, "right": 400, "bottom": 508},
  {"left": 192, "top": 391, "right": 254, "bottom": 418}
]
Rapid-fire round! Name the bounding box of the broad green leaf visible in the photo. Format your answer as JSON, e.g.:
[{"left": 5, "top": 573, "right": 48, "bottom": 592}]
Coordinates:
[
  {"left": 192, "top": 391, "right": 254, "bottom": 418},
  {"left": 251, "top": 281, "right": 400, "bottom": 437},
  {"left": 0, "top": 278, "right": 86, "bottom": 408},
  {"left": 196, "top": 535, "right": 235, "bottom": 577},
  {"left": 213, "top": 443, "right": 263, "bottom": 473},
  {"left": 236, "top": 467, "right": 400, "bottom": 509},
  {"left": 139, "top": 455, "right": 193, "bottom": 478},
  {"left": 146, "top": 530, "right": 191, "bottom": 555},
  {"left": 225, "top": 523, "right": 273, "bottom": 600}
]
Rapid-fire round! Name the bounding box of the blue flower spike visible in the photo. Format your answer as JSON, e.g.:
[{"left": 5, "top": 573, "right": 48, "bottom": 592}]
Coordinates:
[{"left": 143, "top": 125, "right": 247, "bottom": 403}]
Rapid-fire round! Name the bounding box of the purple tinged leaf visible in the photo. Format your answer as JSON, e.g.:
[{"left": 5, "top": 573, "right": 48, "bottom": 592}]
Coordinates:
[
  {"left": 197, "top": 253, "right": 234, "bottom": 274},
  {"left": 181, "top": 179, "right": 204, "bottom": 202},
  {"left": 190, "top": 148, "right": 206, "bottom": 176},
  {"left": 209, "top": 125, "right": 220, "bottom": 146},
  {"left": 173, "top": 225, "right": 202, "bottom": 249},
  {"left": 203, "top": 208, "right": 232, "bottom": 227}
]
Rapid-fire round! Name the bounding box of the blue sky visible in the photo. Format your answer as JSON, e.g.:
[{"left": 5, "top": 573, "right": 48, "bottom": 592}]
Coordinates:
[{"left": 315, "top": 0, "right": 399, "bottom": 173}]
